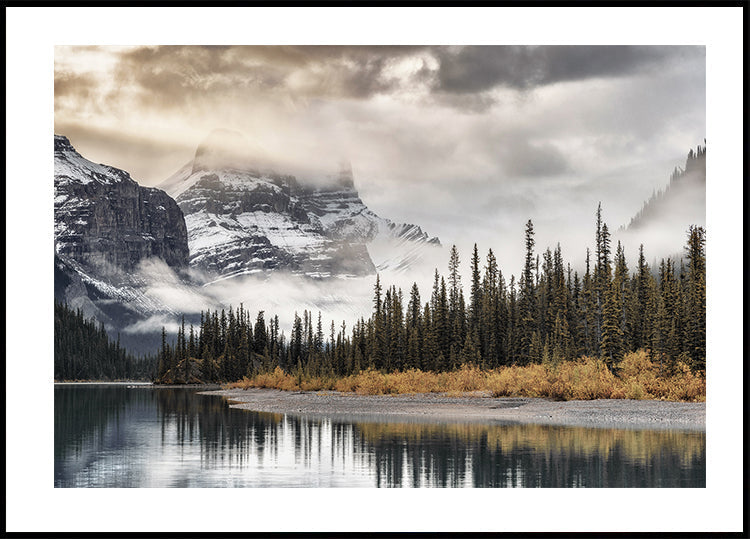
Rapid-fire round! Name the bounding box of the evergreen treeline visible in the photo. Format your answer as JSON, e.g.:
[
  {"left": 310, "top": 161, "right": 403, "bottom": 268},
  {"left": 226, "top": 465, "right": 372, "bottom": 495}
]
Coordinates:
[
  {"left": 54, "top": 300, "right": 157, "bottom": 380},
  {"left": 157, "top": 206, "right": 706, "bottom": 383}
]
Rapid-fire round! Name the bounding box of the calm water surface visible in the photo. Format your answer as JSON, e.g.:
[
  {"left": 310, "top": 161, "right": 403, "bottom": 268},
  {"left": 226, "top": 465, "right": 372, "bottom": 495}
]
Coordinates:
[{"left": 54, "top": 385, "right": 705, "bottom": 488}]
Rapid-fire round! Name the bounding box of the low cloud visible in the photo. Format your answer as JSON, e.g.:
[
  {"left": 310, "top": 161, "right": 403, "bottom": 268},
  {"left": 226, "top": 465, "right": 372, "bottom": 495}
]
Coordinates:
[{"left": 123, "top": 314, "right": 182, "bottom": 335}]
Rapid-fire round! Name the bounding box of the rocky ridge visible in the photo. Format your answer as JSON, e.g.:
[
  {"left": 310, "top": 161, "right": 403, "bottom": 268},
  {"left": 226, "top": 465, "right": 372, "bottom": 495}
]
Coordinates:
[
  {"left": 54, "top": 135, "right": 189, "bottom": 270},
  {"left": 54, "top": 135, "right": 193, "bottom": 351},
  {"left": 159, "top": 130, "right": 440, "bottom": 281},
  {"left": 53, "top": 131, "right": 441, "bottom": 353}
]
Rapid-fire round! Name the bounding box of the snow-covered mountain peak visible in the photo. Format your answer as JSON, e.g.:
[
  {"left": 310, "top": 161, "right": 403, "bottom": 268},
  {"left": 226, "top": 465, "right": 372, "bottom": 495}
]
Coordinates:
[
  {"left": 54, "top": 134, "right": 189, "bottom": 270},
  {"left": 54, "top": 134, "right": 75, "bottom": 152},
  {"left": 158, "top": 131, "right": 441, "bottom": 281},
  {"left": 54, "top": 133, "right": 133, "bottom": 186},
  {"left": 192, "top": 128, "right": 268, "bottom": 175}
]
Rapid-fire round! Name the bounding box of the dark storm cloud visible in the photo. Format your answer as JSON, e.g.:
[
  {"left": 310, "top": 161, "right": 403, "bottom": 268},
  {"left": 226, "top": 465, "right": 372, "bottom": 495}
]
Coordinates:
[
  {"left": 433, "top": 45, "right": 699, "bottom": 94},
  {"left": 66, "top": 45, "right": 702, "bottom": 118},
  {"left": 112, "top": 45, "right": 430, "bottom": 108}
]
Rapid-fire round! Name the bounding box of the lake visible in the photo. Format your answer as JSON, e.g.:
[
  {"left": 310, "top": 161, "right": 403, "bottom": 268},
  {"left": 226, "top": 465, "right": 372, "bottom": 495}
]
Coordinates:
[{"left": 54, "top": 384, "right": 705, "bottom": 488}]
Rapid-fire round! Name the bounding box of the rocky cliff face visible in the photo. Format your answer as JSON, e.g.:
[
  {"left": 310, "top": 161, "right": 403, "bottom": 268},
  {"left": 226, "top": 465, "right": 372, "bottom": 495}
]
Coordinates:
[
  {"left": 159, "top": 130, "right": 440, "bottom": 281},
  {"left": 54, "top": 135, "right": 189, "bottom": 269},
  {"left": 52, "top": 131, "right": 441, "bottom": 354},
  {"left": 54, "top": 135, "right": 194, "bottom": 353}
]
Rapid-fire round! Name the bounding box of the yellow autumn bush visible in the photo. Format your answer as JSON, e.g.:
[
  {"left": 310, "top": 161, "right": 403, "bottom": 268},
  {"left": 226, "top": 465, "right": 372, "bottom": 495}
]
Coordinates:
[{"left": 227, "top": 350, "right": 705, "bottom": 402}]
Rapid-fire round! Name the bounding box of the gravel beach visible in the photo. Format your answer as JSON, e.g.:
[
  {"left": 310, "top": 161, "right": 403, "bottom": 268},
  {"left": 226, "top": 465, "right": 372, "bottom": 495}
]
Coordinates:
[{"left": 201, "top": 388, "right": 705, "bottom": 431}]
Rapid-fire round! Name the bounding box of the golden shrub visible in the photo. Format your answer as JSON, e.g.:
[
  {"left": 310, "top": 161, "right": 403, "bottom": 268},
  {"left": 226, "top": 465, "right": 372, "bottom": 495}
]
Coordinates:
[{"left": 228, "top": 349, "right": 705, "bottom": 402}]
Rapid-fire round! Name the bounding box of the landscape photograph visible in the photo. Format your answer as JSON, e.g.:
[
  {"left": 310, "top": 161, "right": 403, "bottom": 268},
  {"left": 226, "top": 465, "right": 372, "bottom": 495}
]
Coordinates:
[{"left": 6, "top": 7, "right": 744, "bottom": 535}]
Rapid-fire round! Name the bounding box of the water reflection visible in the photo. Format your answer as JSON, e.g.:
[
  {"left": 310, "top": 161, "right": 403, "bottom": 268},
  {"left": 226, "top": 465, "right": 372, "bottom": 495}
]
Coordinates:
[{"left": 55, "top": 386, "right": 705, "bottom": 488}]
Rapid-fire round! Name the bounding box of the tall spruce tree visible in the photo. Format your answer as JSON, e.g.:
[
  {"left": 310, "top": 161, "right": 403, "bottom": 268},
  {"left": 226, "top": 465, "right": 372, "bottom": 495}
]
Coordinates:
[
  {"left": 684, "top": 225, "right": 706, "bottom": 371},
  {"left": 520, "top": 219, "right": 536, "bottom": 364}
]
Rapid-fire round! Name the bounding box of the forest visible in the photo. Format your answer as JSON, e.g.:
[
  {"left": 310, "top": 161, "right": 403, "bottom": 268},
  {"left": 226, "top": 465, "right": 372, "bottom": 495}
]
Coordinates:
[
  {"left": 54, "top": 300, "right": 157, "bottom": 381},
  {"left": 154, "top": 203, "right": 706, "bottom": 400}
]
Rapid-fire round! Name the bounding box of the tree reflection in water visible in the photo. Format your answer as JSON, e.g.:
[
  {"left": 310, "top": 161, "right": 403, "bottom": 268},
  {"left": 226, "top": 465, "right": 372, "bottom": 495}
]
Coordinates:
[{"left": 55, "top": 386, "right": 705, "bottom": 488}]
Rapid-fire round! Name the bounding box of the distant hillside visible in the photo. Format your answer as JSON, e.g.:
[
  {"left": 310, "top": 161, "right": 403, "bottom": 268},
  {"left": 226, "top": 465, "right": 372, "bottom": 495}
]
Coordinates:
[
  {"left": 617, "top": 143, "right": 705, "bottom": 262},
  {"left": 623, "top": 144, "right": 705, "bottom": 232}
]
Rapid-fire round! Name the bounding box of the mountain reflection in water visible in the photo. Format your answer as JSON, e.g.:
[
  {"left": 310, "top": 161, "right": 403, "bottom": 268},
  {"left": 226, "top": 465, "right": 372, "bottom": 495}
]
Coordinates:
[{"left": 54, "top": 385, "right": 705, "bottom": 488}]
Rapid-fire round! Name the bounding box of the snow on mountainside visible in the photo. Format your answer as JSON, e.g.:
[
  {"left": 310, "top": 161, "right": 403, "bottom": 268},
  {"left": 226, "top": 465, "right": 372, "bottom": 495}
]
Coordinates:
[
  {"left": 159, "top": 129, "right": 440, "bottom": 282},
  {"left": 54, "top": 134, "right": 189, "bottom": 269},
  {"left": 54, "top": 135, "right": 194, "bottom": 353},
  {"left": 53, "top": 131, "right": 441, "bottom": 354}
]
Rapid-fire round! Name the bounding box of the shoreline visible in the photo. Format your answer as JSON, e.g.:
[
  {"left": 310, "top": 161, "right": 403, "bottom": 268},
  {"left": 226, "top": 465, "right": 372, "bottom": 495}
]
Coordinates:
[
  {"left": 54, "top": 381, "right": 225, "bottom": 390},
  {"left": 54, "top": 380, "right": 154, "bottom": 385},
  {"left": 201, "top": 388, "right": 706, "bottom": 431}
]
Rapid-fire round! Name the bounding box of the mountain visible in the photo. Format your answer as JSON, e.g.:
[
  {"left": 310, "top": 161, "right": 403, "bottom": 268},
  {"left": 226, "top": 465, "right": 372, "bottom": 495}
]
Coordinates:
[
  {"left": 622, "top": 144, "right": 706, "bottom": 232},
  {"left": 53, "top": 132, "right": 441, "bottom": 354},
  {"left": 617, "top": 144, "right": 706, "bottom": 260},
  {"left": 158, "top": 129, "right": 440, "bottom": 282},
  {"left": 55, "top": 135, "right": 189, "bottom": 270},
  {"left": 54, "top": 135, "right": 193, "bottom": 352}
]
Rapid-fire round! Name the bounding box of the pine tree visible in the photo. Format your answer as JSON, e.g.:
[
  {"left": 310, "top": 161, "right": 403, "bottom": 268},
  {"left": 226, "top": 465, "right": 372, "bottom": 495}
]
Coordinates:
[
  {"left": 254, "top": 311, "right": 267, "bottom": 355},
  {"left": 600, "top": 280, "right": 624, "bottom": 370},
  {"left": 481, "top": 248, "right": 500, "bottom": 368},
  {"left": 519, "top": 220, "right": 536, "bottom": 364},
  {"left": 447, "top": 245, "right": 466, "bottom": 355},
  {"left": 372, "top": 275, "right": 385, "bottom": 369},
  {"left": 158, "top": 326, "right": 170, "bottom": 380},
  {"left": 593, "top": 204, "right": 611, "bottom": 351},
  {"left": 684, "top": 225, "right": 706, "bottom": 371},
  {"left": 469, "top": 244, "right": 482, "bottom": 329},
  {"left": 422, "top": 303, "right": 438, "bottom": 371},
  {"left": 406, "top": 283, "right": 422, "bottom": 369},
  {"left": 505, "top": 275, "right": 519, "bottom": 364},
  {"left": 434, "top": 277, "right": 450, "bottom": 369},
  {"left": 461, "top": 328, "right": 482, "bottom": 366}
]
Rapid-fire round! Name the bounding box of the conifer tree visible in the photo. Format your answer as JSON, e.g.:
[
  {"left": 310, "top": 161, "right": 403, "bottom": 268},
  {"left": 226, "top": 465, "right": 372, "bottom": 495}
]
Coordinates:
[
  {"left": 158, "top": 326, "right": 170, "bottom": 379},
  {"left": 600, "top": 280, "right": 624, "bottom": 369},
  {"left": 372, "top": 275, "right": 385, "bottom": 369},
  {"left": 684, "top": 225, "right": 706, "bottom": 371},
  {"left": 505, "top": 275, "right": 520, "bottom": 364},
  {"left": 469, "top": 244, "right": 482, "bottom": 328},
  {"left": 481, "top": 249, "right": 500, "bottom": 368},
  {"left": 254, "top": 311, "right": 267, "bottom": 355},
  {"left": 433, "top": 277, "right": 450, "bottom": 369},
  {"left": 519, "top": 220, "right": 536, "bottom": 364},
  {"left": 630, "top": 245, "right": 648, "bottom": 351},
  {"left": 406, "top": 283, "right": 422, "bottom": 370},
  {"left": 461, "top": 328, "right": 482, "bottom": 366},
  {"left": 422, "top": 303, "right": 438, "bottom": 371}
]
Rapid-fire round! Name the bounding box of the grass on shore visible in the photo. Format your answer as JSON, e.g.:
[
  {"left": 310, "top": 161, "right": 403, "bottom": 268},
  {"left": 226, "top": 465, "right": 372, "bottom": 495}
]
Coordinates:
[{"left": 227, "top": 350, "right": 705, "bottom": 402}]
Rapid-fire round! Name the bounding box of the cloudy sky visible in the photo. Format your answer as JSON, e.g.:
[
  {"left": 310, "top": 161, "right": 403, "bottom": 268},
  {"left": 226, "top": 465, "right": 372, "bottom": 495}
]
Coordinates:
[
  {"left": 54, "top": 44, "right": 706, "bottom": 273},
  {"left": 7, "top": 7, "right": 745, "bottom": 534}
]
